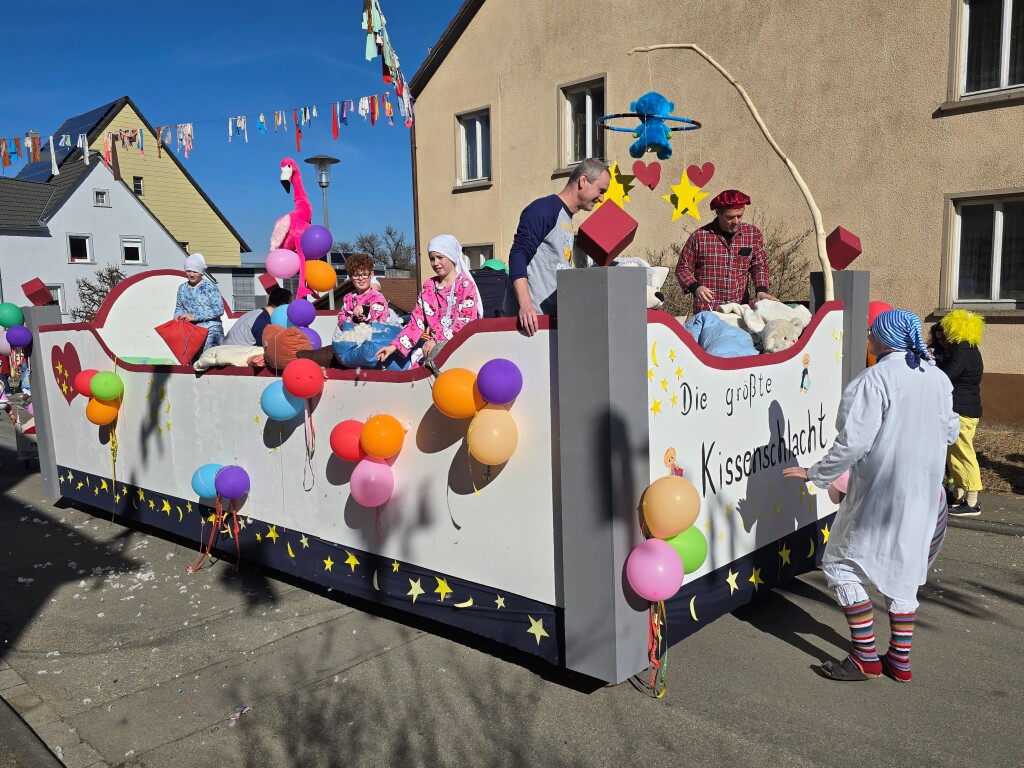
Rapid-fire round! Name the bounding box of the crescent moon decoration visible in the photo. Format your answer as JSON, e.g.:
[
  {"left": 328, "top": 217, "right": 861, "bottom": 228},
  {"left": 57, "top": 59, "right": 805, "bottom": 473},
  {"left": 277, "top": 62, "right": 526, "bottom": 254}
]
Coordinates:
[
  {"left": 807, "top": 537, "right": 816, "bottom": 558},
  {"left": 651, "top": 340, "right": 660, "bottom": 367},
  {"left": 372, "top": 570, "right": 380, "bottom": 591},
  {"left": 453, "top": 597, "right": 474, "bottom": 609},
  {"left": 178, "top": 509, "right": 183, "bottom": 523},
  {"left": 688, "top": 596, "right": 698, "bottom": 622},
  {"left": 287, "top": 542, "right": 295, "bottom": 559}
]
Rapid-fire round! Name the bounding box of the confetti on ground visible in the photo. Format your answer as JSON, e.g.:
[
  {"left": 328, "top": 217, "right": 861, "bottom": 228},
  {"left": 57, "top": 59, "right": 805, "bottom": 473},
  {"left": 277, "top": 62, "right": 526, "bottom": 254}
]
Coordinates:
[{"left": 229, "top": 706, "right": 251, "bottom": 720}]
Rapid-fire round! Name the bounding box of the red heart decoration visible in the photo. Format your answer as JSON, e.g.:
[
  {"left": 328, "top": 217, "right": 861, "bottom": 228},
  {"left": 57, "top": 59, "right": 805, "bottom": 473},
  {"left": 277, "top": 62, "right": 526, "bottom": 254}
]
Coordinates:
[
  {"left": 686, "top": 162, "right": 715, "bottom": 188},
  {"left": 632, "top": 160, "right": 662, "bottom": 190},
  {"left": 51, "top": 343, "right": 82, "bottom": 404}
]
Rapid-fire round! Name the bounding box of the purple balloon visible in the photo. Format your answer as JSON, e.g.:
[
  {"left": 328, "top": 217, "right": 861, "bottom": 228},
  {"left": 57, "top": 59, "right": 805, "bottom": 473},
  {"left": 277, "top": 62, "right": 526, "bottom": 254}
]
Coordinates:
[
  {"left": 5, "top": 325, "right": 32, "bottom": 349},
  {"left": 298, "top": 326, "right": 322, "bottom": 349},
  {"left": 214, "top": 465, "right": 250, "bottom": 500},
  {"left": 26, "top": 402, "right": 34, "bottom": 417},
  {"left": 476, "top": 358, "right": 523, "bottom": 406},
  {"left": 300, "top": 225, "right": 332, "bottom": 260},
  {"left": 287, "top": 299, "right": 316, "bottom": 327},
  {"left": 625, "top": 539, "right": 684, "bottom": 602}
]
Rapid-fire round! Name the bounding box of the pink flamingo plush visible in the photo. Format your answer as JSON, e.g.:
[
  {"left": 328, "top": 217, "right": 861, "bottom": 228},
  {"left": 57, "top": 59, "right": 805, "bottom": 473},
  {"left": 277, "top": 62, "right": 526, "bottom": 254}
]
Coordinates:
[{"left": 270, "top": 158, "right": 313, "bottom": 298}]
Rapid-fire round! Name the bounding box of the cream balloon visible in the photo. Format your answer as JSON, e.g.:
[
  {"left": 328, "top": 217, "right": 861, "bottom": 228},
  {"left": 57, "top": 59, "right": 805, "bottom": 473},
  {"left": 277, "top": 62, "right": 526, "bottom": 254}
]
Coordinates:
[
  {"left": 468, "top": 405, "right": 519, "bottom": 466},
  {"left": 642, "top": 475, "right": 701, "bottom": 539}
]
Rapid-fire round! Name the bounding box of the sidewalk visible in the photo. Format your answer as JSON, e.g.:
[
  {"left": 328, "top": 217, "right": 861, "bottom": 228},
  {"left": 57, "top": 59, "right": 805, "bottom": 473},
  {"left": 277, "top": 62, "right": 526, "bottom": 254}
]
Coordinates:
[{"left": 947, "top": 492, "right": 1024, "bottom": 536}]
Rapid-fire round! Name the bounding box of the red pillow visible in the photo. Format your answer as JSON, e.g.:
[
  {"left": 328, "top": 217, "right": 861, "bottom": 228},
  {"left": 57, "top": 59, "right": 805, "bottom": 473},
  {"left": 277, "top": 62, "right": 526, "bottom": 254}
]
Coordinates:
[{"left": 155, "top": 318, "right": 208, "bottom": 364}]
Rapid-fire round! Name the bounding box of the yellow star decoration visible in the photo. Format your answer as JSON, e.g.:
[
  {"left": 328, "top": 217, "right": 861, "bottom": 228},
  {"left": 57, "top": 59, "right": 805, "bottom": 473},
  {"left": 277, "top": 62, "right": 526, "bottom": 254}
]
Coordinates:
[
  {"left": 186, "top": 502, "right": 192, "bottom": 513},
  {"left": 255, "top": 532, "right": 262, "bottom": 542},
  {"left": 668, "top": 349, "right": 676, "bottom": 361},
  {"left": 725, "top": 569, "right": 740, "bottom": 595},
  {"left": 434, "top": 577, "right": 453, "bottom": 602},
  {"left": 703, "top": 518, "right": 712, "bottom": 533},
  {"left": 266, "top": 525, "right": 279, "bottom": 543},
  {"left": 114, "top": 494, "right": 121, "bottom": 504},
  {"left": 93, "top": 487, "right": 99, "bottom": 496},
  {"left": 323, "top": 556, "right": 334, "bottom": 572},
  {"left": 595, "top": 161, "right": 636, "bottom": 210},
  {"left": 207, "top": 513, "right": 217, "bottom": 523},
  {"left": 391, "top": 560, "right": 400, "bottom": 573},
  {"left": 774, "top": 501, "right": 783, "bottom": 517},
  {"left": 299, "top": 535, "right": 309, "bottom": 549},
  {"left": 718, "top": 530, "right": 726, "bottom": 541},
  {"left": 675, "top": 365, "right": 684, "bottom": 380},
  {"left": 834, "top": 351, "right": 843, "bottom": 363},
  {"left": 660, "top": 378, "right": 669, "bottom": 391},
  {"left": 344, "top": 551, "right": 360, "bottom": 572},
  {"left": 156, "top": 425, "right": 162, "bottom": 436},
  {"left": 121, "top": 485, "right": 128, "bottom": 496},
  {"left": 407, "top": 578, "right": 425, "bottom": 603},
  {"left": 650, "top": 399, "right": 662, "bottom": 416},
  {"left": 749, "top": 567, "right": 764, "bottom": 590},
  {"left": 99, "top": 479, "right": 109, "bottom": 491},
  {"left": 778, "top": 544, "right": 792, "bottom": 566},
  {"left": 161, "top": 500, "right": 171, "bottom": 514},
  {"left": 725, "top": 502, "right": 734, "bottom": 517},
  {"left": 807, "top": 484, "right": 816, "bottom": 496},
  {"left": 137, "top": 489, "right": 145, "bottom": 501},
  {"left": 647, "top": 368, "right": 654, "bottom": 382},
  {"left": 165, "top": 422, "right": 172, "bottom": 432},
  {"left": 76, "top": 482, "right": 84, "bottom": 490},
  {"left": 254, "top": 416, "right": 261, "bottom": 425},
  {"left": 822, "top": 524, "right": 830, "bottom": 543},
  {"left": 56, "top": 362, "right": 64, "bottom": 375},
  {"left": 670, "top": 393, "right": 678, "bottom": 408},
  {"left": 495, "top": 595, "right": 506, "bottom": 609},
  {"left": 663, "top": 173, "right": 709, "bottom": 222},
  {"left": 147, "top": 499, "right": 155, "bottom": 510},
  {"left": 67, "top": 470, "right": 74, "bottom": 480},
  {"left": 59, "top": 475, "right": 65, "bottom": 484},
  {"left": 526, "top": 616, "right": 549, "bottom": 645}
]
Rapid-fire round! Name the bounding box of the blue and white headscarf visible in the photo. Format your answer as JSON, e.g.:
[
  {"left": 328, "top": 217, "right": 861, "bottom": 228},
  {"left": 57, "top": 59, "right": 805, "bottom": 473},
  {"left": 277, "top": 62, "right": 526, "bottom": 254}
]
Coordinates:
[{"left": 871, "top": 309, "right": 931, "bottom": 369}]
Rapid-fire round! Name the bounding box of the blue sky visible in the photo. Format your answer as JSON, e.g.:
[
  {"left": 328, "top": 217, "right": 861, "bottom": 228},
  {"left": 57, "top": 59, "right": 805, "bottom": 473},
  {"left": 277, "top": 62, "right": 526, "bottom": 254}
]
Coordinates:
[{"left": 1, "top": 0, "right": 463, "bottom": 262}]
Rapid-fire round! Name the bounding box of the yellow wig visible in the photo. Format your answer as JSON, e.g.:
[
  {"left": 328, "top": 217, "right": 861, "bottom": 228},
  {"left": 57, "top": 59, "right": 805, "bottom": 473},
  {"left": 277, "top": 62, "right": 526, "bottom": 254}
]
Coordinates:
[{"left": 941, "top": 309, "right": 985, "bottom": 346}]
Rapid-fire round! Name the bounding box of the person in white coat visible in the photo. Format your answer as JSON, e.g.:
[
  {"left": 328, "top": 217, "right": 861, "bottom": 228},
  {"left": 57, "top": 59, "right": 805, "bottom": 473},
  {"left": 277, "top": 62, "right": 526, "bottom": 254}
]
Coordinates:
[{"left": 783, "top": 309, "right": 959, "bottom": 682}]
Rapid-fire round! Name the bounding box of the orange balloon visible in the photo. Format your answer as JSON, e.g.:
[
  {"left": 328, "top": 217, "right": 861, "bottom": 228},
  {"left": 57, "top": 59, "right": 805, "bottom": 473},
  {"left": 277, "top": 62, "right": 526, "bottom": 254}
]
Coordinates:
[
  {"left": 468, "top": 405, "right": 518, "bottom": 465},
  {"left": 305, "top": 260, "right": 337, "bottom": 293},
  {"left": 866, "top": 346, "right": 877, "bottom": 367},
  {"left": 642, "top": 476, "right": 701, "bottom": 539},
  {"left": 360, "top": 414, "right": 404, "bottom": 459},
  {"left": 85, "top": 397, "right": 119, "bottom": 426},
  {"left": 432, "top": 368, "right": 485, "bottom": 419}
]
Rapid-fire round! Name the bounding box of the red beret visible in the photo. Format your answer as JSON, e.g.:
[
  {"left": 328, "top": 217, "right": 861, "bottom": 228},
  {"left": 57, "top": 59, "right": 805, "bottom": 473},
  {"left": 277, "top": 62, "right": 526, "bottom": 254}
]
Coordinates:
[{"left": 709, "top": 189, "right": 751, "bottom": 210}]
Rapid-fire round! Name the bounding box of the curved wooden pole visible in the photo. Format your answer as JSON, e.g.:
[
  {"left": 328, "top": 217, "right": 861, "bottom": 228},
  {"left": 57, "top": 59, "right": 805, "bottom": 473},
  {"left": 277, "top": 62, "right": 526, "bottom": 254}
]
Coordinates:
[{"left": 629, "top": 43, "right": 834, "bottom": 301}]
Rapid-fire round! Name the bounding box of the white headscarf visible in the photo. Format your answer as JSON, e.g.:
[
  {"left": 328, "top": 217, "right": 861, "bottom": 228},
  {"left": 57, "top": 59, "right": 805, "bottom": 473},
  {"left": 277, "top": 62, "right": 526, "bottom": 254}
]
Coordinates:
[
  {"left": 183, "top": 252, "right": 217, "bottom": 283},
  {"left": 427, "top": 234, "right": 483, "bottom": 318}
]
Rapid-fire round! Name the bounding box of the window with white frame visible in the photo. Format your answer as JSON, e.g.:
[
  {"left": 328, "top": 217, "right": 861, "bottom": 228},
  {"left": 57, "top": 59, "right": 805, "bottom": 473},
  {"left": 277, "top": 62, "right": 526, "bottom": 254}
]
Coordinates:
[
  {"left": 462, "top": 244, "right": 494, "bottom": 270},
  {"left": 93, "top": 189, "right": 110, "bottom": 207},
  {"left": 132, "top": 176, "right": 144, "bottom": 196},
  {"left": 954, "top": 196, "right": 1024, "bottom": 301},
  {"left": 67, "top": 234, "right": 92, "bottom": 263},
  {"left": 232, "top": 272, "right": 257, "bottom": 311},
  {"left": 45, "top": 284, "right": 66, "bottom": 313},
  {"left": 961, "top": 0, "right": 1024, "bottom": 95},
  {"left": 563, "top": 79, "right": 605, "bottom": 166},
  {"left": 458, "top": 110, "right": 491, "bottom": 183},
  {"left": 121, "top": 236, "right": 145, "bottom": 264}
]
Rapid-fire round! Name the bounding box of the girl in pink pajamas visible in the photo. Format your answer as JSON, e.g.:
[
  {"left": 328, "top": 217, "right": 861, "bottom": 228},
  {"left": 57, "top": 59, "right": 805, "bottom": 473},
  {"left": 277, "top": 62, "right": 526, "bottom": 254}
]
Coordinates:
[
  {"left": 337, "top": 253, "right": 390, "bottom": 327},
  {"left": 377, "top": 235, "right": 483, "bottom": 366}
]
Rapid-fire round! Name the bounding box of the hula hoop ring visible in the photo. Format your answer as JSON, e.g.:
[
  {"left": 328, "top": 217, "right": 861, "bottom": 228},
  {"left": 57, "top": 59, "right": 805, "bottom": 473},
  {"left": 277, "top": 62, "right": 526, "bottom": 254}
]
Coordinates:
[{"left": 595, "top": 112, "right": 702, "bottom": 132}]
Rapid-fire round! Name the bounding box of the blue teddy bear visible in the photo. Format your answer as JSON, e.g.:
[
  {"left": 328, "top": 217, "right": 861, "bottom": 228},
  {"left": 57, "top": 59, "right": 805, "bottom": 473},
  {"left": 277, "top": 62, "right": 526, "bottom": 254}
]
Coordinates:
[{"left": 629, "top": 91, "right": 675, "bottom": 160}]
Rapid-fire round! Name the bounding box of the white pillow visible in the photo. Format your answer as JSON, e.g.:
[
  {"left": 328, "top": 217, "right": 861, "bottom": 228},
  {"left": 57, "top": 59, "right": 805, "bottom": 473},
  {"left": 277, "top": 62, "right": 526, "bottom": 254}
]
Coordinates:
[{"left": 193, "top": 345, "right": 263, "bottom": 372}]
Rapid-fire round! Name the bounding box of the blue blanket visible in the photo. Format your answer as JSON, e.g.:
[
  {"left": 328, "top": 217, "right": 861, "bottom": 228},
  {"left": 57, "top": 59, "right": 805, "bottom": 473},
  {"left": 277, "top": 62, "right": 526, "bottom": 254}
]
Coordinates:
[
  {"left": 683, "top": 312, "right": 759, "bottom": 358},
  {"left": 332, "top": 322, "right": 412, "bottom": 371}
]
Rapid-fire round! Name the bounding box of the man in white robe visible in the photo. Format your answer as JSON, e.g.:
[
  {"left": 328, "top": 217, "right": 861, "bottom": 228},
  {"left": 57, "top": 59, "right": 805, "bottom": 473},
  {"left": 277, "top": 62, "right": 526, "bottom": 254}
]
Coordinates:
[{"left": 784, "top": 309, "right": 959, "bottom": 682}]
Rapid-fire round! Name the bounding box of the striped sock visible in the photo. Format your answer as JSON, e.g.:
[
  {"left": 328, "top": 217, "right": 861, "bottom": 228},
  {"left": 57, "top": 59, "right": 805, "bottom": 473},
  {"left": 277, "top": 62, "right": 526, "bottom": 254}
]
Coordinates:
[
  {"left": 841, "top": 599, "right": 881, "bottom": 674},
  {"left": 885, "top": 611, "right": 915, "bottom": 681}
]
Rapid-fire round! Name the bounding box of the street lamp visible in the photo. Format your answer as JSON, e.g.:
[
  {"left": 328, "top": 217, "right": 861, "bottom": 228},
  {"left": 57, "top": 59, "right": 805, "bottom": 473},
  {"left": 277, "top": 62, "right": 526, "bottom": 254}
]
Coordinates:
[{"left": 304, "top": 155, "right": 340, "bottom": 309}]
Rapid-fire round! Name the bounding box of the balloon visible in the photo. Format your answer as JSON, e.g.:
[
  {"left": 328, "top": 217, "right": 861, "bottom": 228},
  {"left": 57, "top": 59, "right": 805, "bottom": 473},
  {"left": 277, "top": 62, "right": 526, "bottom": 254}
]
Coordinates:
[
  {"left": 74, "top": 369, "right": 99, "bottom": 397},
  {"left": 868, "top": 301, "right": 893, "bottom": 327},
  {"left": 642, "top": 476, "right": 701, "bottom": 539},
  {"left": 299, "top": 327, "right": 322, "bottom": 349},
  {"left": 282, "top": 358, "right": 324, "bottom": 399},
  {"left": 265, "top": 248, "right": 300, "bottom": 279},
  {"left": 481, "top": 258, "right": 509, "bottom": 273},
  {"left": 191, "top": 463, "right": 224, "bottom": 498},
  {"left": 360, "top": 414, "right": 404, "bottom": 459},
  {"left": 625, "top": 539, "right": 684, "bottom": 602},
  {"left": 6, "top": 325, "right": 31, "bottom": 348},
  {"left": 0, "top": 303, "right": 24, "bottom": 328},
  {"left": 260, "top": 379, "right": 304, "bottom": 421},
  {"left": 304, "top": 260, "right": 337, "bottom": 293},
  {"left": 432, "top": 368, "right": 484, "bottom": 419},
  {"left": 26, "top": 402, "right": 33, "bottom": 417},
  {"left": 89, "top": 371, "right": 124, "bottom": 401},
  {"left": 349, "top": 457, "right": 395, "bottom": 507},
  {"left": 85, "top": 397, "right": 119, "bottom": 426},
  {"left": 0, "top": 331, "right": 11, "bottom": 356},
  {"left": 287, "top": 300, "right": 316, "bottom": 327},
  {"left": 215, "top": 465, "right": 250, "bottom": 499},
  {"left": 330, "top": 420, "right": 366, "bottom": 462},
  {"left": 467, "top": 405, "right": 518, "bottom": 465},
  {"left": 476, "top": 358, "right": 523, "bottom": 406},
  {"left": 828, "top": 470, "right": 850, "bottom": 505},
  {"left": 300, "top": 225, "right": 333, "bottom": 260},
  {"left": 665, "top": 527, "right": 708, "bottom": 574},
  {"left": 270, "top": 304, "right": 293, "bottom": 329}
]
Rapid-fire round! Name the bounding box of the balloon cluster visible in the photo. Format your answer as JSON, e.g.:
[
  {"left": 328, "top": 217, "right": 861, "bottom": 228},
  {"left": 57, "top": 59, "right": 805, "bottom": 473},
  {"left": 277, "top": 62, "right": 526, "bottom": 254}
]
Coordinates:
[
  {"left": 330, "top": 415, "right": 404, "bottom": 507},
  {"left": 260, "top": 358, "right": 325, "bottom": 422},
  {"left": 433, "top": 358, "right": 523, "bottom": 466},
  {"left": 191, "top": 463, "right": 251, "bottom": 500},
  {"left": 0, "top": 303, "right": 31, "bottom": 354},
  {"left": 265, "top": 225, "right": 337, "bottom": 295},
  {"left": 74, "top": 369, "right": 125, "bottom": 426},
  {"left": 626, "top": 476, "right": 707, "bottom": 602}
]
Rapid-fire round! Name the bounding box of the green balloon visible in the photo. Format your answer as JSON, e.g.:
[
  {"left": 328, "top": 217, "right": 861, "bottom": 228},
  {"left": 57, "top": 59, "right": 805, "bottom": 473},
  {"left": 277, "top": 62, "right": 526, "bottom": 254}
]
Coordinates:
[
  {"left": 481, "top": 258, "right": 509, "bottom": 273},
  {"left": 0, "top": 303, "right": 23, "bottom": 329},
  {"left": 666, "top": 527, "right": 708, "bottom": 574},
  {"left": 90, "top": 371, "right": 124, "bottom": 401}
]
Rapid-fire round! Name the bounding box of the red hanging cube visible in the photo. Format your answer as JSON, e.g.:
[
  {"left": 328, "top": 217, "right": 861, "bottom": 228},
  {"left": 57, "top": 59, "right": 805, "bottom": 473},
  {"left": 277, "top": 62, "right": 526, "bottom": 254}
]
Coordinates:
[
  {"left": 826, "top": 226, "right": 862, "bottom": 271},
  {"left": 576, "top": 203, "right": 639, "bottom": 267},
  {"left": 21, "top": 277, "right": 55, "bottom": 307}
]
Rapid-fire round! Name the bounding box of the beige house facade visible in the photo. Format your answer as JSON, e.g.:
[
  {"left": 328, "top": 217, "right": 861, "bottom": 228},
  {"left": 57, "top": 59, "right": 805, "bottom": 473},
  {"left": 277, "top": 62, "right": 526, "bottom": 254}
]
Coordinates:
[{"left": 410, "top": 0, "right": 1024, "bottom": 422}]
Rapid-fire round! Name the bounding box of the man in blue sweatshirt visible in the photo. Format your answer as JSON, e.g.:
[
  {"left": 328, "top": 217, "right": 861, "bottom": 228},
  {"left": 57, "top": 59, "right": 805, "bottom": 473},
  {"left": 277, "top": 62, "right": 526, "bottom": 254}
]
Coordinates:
[{"left": 502, "top": 158, "right": 610, "bottom": 335}]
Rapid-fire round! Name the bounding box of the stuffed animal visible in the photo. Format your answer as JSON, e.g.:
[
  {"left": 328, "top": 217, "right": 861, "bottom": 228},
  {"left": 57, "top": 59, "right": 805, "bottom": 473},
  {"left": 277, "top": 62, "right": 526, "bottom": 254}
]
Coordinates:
[
  {"left": 629, "top": 92, "right": 675, "bottom": 160},
  {"left": 611, "top": 256, "right": 670, "bottom": 309},
  {"left": 758, "top": 319, "right": 804, "bottom": 353}
]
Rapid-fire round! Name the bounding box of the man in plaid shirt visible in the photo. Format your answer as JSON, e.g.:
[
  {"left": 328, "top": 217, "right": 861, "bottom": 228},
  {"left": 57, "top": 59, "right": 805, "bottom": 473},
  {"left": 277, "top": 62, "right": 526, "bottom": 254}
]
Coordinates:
[{"left": 675, "top": 189, "right": 778, "bottom": 312}]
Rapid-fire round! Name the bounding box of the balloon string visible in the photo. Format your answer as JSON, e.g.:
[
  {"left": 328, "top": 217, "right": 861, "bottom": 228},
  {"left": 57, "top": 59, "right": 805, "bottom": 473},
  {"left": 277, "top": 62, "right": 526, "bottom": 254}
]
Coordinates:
[
  {"left": 188, "top": 495, "right": 224, "bottom": 573},
  {"left": 647, "top": 601, "right": 668, "bottom": 698},
  {"left": 465, "top": 417, "right": 481, "bottom": 497}
]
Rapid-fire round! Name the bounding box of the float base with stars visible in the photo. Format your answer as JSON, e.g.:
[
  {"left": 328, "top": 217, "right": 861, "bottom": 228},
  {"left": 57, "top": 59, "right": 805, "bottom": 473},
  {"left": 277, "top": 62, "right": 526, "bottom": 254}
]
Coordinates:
[{"left": 26, "top": 266, "right": 869, "bottom": 684}]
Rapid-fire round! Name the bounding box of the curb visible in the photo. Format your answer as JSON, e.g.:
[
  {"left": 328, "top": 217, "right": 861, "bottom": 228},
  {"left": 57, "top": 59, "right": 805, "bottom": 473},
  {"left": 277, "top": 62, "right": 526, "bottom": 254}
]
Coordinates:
[{"left": 947, "top": 517, "right": 1024, "bottom": 537}]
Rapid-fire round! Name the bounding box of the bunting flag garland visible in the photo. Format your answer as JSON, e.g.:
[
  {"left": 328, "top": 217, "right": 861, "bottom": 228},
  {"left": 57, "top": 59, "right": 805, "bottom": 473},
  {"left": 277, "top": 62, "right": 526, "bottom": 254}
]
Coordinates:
[{"left": 294, "top": 108, "right": 302, "bottom": 153}]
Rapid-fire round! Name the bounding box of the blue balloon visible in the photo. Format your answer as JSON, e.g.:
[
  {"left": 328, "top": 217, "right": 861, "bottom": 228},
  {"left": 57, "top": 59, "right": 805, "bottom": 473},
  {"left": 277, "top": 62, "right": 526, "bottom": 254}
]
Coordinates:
[
  {"left": 191, "top": 463, "right": 223, "bottom": 498},
  {"left": 270, "top": 304, "right": 293, "bottom": 329},
  {"left": 260, "top": 379, "right": 304, "bottom": 421}
]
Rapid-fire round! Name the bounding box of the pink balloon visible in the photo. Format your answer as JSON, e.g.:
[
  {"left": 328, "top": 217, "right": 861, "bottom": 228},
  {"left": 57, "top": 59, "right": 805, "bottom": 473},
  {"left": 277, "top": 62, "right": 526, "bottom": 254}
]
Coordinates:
[
  {"left": 350, "top": 457, "right": 395, "bottom": 508},
  {"left": 265, "top": 249, "right": 301, "bottom": 280},
  {"left": 626, "top": 539, "right": 684, "bottom": 602},
  {"left": 0, "top": 331, "right": 10, "bottom": 356},
  {"left": 828, "top": 470, "right": 850, "bottom": 504},
  {"left": 26, "top": 402, "right": 34, "bottom": 417}
]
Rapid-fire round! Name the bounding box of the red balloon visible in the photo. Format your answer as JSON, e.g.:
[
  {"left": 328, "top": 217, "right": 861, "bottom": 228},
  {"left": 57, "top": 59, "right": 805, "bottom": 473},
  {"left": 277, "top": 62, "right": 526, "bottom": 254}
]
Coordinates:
[
  {"left": 74, "top": 369, "right": 99, "bottom": 398},
  {"left": 282, "top": 358, "right": 324, "bottom": 399},
  {"left": 868, "top": 301, "right": 893, "bottom": 327},
  {"left": 330, "top": 420, "right": 366, "bottom": 462}
]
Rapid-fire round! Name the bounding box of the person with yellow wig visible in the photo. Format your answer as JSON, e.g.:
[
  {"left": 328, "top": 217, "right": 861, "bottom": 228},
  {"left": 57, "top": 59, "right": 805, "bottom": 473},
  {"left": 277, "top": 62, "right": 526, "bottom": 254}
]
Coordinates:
[{"left": 938, "top": 310, "right": 985, "bottom": 516}]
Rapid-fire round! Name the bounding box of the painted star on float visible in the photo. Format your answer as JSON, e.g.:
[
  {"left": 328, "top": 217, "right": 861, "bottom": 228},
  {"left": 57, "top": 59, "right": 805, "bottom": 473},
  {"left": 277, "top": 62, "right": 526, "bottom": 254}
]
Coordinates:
[
  {"left": 595, "top": 162, "right": 636, "bottom": 210},
  {"left": 725, "top": 502, "right": 734, "bottom": 517},
  {"left": 663, "top": 173, "right": 709, "bottom": 222},
  {"left": 266, "top": 525, "right": 279, "bottom": 543},
  {"left": 774, "top": 501, "right": 783, "bottom": 517},
  {"left": 99, "top": 479, "right": 109, "bottom": 492},
  {"left": 147, "top": 499, "right": 155, "bottom": 510},
  {"left": 343, "top": 551, "right": 360, "bottom": 571},
  {"left": 76, "top": 482, "right": 84, "bottom": 491},
  {"left": 66, "top": 470, "right": 74, "bottom": 481},
  {"left": 161, "top": 500, "right": 171, "bottom": 514},
  {"left": 526, "top": 616, "right": 549, "bottom": 645},
  {"left": 660, "top": 378, "right": 669, "bottom": 391},
  {"left": 323, "top": 556, "right": 334, "bottom": 572},
  {"left": 434, "top": 577, "right": 453, "bottom": 602},
  {"left": 778, "top": 544, "right": 792, "bottom": 566},
  {"left": 93, "top": 487, "right": 99, "bottom": 496},
  {"left": 392, "top": 560, "right": 400, "bottom": 573},
  {"left": 822, "top": 524, "right": 830, "bottom": 543},
  {"left": 675, "top": 365, "right": 684, "bottom": 380},
  {"left": 704, "top": 518, "right": 712, "bottom": 533},
  {"left": 137, "top": 489, "right": 145, "bottom": 501},
  {"left": 725, "top": 569, "right": 740, "bottom": 595},
  {"left": 650, "top": 399, "right": 662, "bottom": 416},
  {"left": 495, "top": 595, "right": 506, "bottom": 609},
  {"left": 186, "top": 502, "right": 192, "bottom": 513},
  {"left": 749, "top": 566, "right": 764, "bottom": 590},
  {"left": 407, "top": 578, "right": 425, "bottom": 603},
  {"left": 670, "top": 394, "right": 678, "bottom": 408},
  {"left": 114, "top": 493, "right": 121, "bottom": 504},
  {"left": 299, "top": 535, "right": 309, "bottom": 549},
  {"left": 668, "top": 349, "right": 676, "bottom": 361},
  {"left": 647, "top": 368, "right": 654, "bottom": 382}
]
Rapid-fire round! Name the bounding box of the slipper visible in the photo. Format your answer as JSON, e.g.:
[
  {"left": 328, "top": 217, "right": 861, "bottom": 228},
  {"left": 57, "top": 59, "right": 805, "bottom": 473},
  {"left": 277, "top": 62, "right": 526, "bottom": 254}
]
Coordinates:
[
  {"left": 819, "top": 656, "right": 880, "bottom": 681},
  {"left": 881, "top": 655, "right": 912, "bottom": 683}
]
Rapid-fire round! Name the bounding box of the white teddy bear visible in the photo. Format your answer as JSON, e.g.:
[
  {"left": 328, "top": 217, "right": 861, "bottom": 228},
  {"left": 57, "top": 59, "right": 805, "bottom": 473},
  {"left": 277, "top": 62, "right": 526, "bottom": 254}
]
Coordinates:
[{"left": 610, "top": 256, "right": 671, "bottom": 309}]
